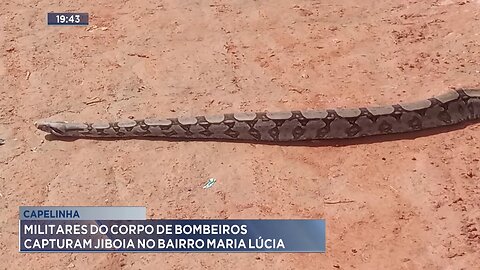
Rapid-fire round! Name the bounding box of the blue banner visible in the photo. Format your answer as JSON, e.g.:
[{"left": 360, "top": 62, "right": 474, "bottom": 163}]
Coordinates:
[{"left": 19, "top": 219, "right": 325, "bottom": 253}]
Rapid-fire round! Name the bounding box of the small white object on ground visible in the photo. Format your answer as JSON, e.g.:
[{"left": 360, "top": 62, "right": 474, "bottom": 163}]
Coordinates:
[{"left": 203, "top": 178, "right": 216, "bottom": 189}]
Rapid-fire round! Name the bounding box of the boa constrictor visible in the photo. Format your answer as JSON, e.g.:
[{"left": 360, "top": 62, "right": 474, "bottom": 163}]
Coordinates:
[{"left": 36, "top": 88, "right": 480, "bottom": 141}]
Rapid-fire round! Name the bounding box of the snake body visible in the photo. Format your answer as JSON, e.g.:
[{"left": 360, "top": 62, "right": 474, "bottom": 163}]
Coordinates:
[{"left": 35, "top": 89, "right": 480, "bottom": 141}]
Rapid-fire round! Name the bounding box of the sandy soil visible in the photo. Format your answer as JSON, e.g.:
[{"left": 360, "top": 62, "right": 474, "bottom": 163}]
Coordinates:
[{"left": 1, "top": 0, "right": 480, "bottom": 269}]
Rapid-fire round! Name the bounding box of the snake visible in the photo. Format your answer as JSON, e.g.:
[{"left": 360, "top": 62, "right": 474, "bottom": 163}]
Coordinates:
[{"left": 35, "top": 88, "right": 480, "bottom": 141}]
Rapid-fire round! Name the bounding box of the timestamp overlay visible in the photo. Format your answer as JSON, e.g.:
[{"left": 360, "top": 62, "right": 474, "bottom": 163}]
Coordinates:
[{"left": 47, "top": 13, "right": 89, "bottom": 26}]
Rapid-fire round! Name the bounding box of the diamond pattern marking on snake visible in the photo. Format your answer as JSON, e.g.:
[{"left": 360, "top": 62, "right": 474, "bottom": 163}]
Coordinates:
[
  {"left": 438, "top": 111, "right": 452, "bottom": 124},
  {"left": 184, "top": 129, "right": 194, "bottom": 136},
  {"left": 244, "top": 120, "right": 258, "bottom": 129},
  {"left": 378, "top": 120, "right": 393, "bottom": 133},
  {"left": 179, "top": 124, "right": 194, "bottom": 136},
  {"left": 199, "top": 122, "right": 211, "bottom": 129},
  {"left": 408, "top": 116, "right": 422, "bottom": 130},
  {"left": 268, "top": 127, "right": 280, "bottom": 141},
  {"left": 224, "top": 128, "right": 240, "bottom": 138},
  {"left": 163, "top": 130, "right": 177, "bottom": 137},
  {"left": 223, "top": 121, "right": 235, "bottom": 129},
  {"left": 346, "top": 124, "right": 361, "bottom": 137},
  {"left": 316, "top": 127, "right": 329, "bottom": 138},
  {"left": 248, "top": 128, "right": 261, "bottom": 140},
  {"left": 297, "top": 118, "right": 310, "bottom": 126},
  {"left": 292, "top": 126, "right": 305, "bottom": 140},
  {"left": 199, "top": 129, "right": 214, "bottom": 137}
]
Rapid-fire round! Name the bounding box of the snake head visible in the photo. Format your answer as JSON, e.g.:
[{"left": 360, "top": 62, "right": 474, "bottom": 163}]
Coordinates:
[{"left": 34, "top": 121, "right": 68, "bottom": 136}]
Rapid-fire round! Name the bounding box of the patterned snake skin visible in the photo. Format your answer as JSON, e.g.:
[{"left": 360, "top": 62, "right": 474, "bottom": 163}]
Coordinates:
[{"left": 35, "top": 89, "right": 480, "bottom": 141}]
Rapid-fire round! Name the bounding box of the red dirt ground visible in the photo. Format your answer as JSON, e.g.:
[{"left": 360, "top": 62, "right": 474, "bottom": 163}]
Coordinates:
[{"left": 1, "top": 0, "right": 479, "bottom": 269}]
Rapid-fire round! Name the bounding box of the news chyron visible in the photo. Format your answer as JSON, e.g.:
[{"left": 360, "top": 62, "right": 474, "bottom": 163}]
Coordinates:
[{"left": 19, "top": 207, "right": 325, "bottom": 252}]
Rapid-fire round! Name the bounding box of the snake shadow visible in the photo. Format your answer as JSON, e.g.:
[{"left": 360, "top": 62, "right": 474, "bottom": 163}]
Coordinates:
[{"left": 44, "top": 121, "right": 477, "bottom": 147}]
